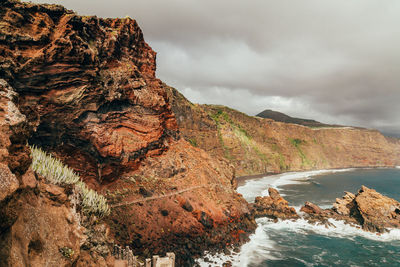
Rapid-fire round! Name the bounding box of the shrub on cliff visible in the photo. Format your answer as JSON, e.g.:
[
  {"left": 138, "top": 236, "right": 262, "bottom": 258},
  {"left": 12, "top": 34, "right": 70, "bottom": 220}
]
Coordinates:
[{"left": 30, "top": 146, "right": 110, "bottom": 217}]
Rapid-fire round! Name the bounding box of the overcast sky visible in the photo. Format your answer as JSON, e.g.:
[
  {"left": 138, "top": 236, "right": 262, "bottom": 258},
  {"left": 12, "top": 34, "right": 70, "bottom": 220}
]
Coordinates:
[{"left": 29, "top": 0, "right": 400, "bottom": 136}]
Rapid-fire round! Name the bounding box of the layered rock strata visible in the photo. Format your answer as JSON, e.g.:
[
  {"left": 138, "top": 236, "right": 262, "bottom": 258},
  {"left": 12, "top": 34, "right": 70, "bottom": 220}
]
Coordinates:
[{"left": 0, "top": 1, "right": 256, "bottom": 265}]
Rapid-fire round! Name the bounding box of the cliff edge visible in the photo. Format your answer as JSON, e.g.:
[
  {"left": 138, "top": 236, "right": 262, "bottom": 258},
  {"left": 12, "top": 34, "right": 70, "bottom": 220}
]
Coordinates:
[
  {"left": 0, "top": 1, "right": 255, "bottom": 265},
  {"left": 166, "top": 86, "right": 400, "bottom": 176}
]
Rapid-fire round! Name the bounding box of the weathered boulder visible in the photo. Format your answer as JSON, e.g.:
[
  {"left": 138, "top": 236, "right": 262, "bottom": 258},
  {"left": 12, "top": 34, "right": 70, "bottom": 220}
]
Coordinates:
[
  {"left": 300, "top": 201, "right": 325, "bottom": 215},
  {"left": 301, "top": 186, "right": 400, "bottom": 233},
  {"left": 332, "top": 191, "right": 356, "bottom": 216},
  {"left": 0, "top": 163, "right": 19, "bottom": 201},
  {"left": 253, "top": 188, "right": 299, "bottom": 220},
  {"left": 354, "top": 186, "right": 400, "bottom": 232}
]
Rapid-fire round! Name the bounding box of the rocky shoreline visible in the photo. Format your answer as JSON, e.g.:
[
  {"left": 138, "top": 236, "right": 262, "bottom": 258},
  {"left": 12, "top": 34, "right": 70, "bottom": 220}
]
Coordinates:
[
  {"left": 1, "top": 0, "right": 400, "bottom": 266},
  {"left": 253, "top": 185, "right": 400, "bottom": 234}
]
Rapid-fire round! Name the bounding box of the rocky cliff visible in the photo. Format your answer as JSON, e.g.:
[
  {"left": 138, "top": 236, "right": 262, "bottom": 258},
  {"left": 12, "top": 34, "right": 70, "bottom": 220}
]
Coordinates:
[
  {"left": 167, "top": 87, "right": 400, "bottom": 176},
  {"left": 0, "top": 1, "right": 255, "bottom": 265}
]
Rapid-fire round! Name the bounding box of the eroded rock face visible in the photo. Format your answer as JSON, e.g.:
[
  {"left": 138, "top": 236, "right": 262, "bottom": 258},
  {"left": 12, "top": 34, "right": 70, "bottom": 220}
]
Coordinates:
[
  {"left": 253, "top": 188, "right": 299, "bottom": 220},
  {"left": 0, "top": 181, "right": 85, "bottom": 266},
  {"left": 301, "top": 186, "right": 400, "bottom": 233},
  {"left": 0, "top": 1, "right": 256, "bottom": 265},
  {"left": 332, "top": 191, "right": 356, "bottom": 216},
  {"left": 1, "top": 0, "right": 178, "bottom": 185},
  {"left": 352, "top": 186, "right": 400, "bottom": 232}
]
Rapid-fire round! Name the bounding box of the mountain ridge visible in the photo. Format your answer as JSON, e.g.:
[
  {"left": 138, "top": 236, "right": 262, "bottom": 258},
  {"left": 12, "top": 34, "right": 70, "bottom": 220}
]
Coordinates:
[
  {"left": 256, "top": 109, "right": 342, "bottom": 128},
  {"left": 166, "top": 86, "right": 400, "bottom": 176}
]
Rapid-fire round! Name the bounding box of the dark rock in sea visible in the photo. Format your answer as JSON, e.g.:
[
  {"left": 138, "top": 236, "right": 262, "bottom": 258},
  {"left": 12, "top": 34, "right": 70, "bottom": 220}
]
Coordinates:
[{"left": 253, "top": 188, "right": 299, "bottom": 220}]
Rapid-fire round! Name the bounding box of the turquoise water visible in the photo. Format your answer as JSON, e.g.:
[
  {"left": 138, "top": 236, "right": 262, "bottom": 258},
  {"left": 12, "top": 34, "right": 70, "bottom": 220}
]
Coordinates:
[
  {"left": 244, "top": 169, "right": 400, "bottom": 267},
  {"left": 281, "top": 169, "right": 400, "bottom": 207},
  {"left": 198, "top": 168, "right": 400, "bottom": 266}
]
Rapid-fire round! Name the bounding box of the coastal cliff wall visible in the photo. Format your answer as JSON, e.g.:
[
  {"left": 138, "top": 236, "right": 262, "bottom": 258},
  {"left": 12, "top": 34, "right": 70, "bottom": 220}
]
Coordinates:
[
  {"left": 167, "top": 87, "right": 400, "bottom": 176},
  {"left": 0, "top": 1, "right": 255, "bottom": 265}
]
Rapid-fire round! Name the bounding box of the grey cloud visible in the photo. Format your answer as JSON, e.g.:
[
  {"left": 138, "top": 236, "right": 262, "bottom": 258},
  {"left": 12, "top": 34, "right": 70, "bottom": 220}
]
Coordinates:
[{"left": 29, "top": 0, "right": 400, "bottom": 135}]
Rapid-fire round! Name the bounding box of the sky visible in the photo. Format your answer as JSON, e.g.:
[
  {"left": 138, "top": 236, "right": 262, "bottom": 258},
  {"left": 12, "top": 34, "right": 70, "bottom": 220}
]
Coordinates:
[{"left": 29, "top": 0, "right": 400, "bottom": 136}]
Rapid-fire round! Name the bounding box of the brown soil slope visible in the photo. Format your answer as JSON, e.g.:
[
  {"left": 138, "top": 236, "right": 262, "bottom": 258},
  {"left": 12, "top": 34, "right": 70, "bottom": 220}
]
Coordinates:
[
  {"left": 167, "top": 86, "right": 400, "bottom": 176},
  {"left": 0, "top": 1, "right": 255, "bottom": 265}
]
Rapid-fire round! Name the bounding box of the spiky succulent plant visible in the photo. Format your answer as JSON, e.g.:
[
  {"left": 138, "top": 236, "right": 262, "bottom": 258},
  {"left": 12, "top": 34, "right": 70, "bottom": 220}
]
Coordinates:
[{"left": 30, "top": 145, "right": 110, "bottom": 217}]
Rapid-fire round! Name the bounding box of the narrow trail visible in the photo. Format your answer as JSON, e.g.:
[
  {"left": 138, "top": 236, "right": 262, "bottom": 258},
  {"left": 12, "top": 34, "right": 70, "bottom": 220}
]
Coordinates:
[{"left": 111, "top": 185, "right": 208, "bottom": 208}]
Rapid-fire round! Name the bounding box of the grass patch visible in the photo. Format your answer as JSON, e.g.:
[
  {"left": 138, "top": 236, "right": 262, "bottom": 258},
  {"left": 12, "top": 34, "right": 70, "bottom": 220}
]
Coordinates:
[
  {"left": 187, "top": 138, "right": 198, "bottom": 147},
  {"left": 289, "top": 138, "right": 311, "bottom": 167},
  {"left": 209, "top": 109, "right": 234, "bottom": 160},
  {"left": 210, "top": 108, "right": 270, "bottom": 164}
]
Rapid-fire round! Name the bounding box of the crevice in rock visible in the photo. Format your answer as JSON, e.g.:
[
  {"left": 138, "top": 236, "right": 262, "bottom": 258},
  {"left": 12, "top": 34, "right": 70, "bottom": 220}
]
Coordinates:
[{"left": 97, "top": 99, "right": 132, "bottom": 114}]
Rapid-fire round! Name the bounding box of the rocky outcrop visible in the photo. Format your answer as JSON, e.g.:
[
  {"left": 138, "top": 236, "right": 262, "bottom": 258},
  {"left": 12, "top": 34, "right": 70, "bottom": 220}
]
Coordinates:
[
  {"left": 166, "top": 87, "right": 400, "bottom": 176},
  {"left": 0, "top": 1, "right": 256, "bottom": 265},
  {"left": 1, "top": 0, "right": 178, "bottom": 186},
  {"left": 301, "top": 186, "right": 400, "bottom": 233},
  {"left": 0, "top": 179, "right": 85, "bottom": 266},
  {"left": 253, "top": 188, "right": 298, "bottom": 220}
]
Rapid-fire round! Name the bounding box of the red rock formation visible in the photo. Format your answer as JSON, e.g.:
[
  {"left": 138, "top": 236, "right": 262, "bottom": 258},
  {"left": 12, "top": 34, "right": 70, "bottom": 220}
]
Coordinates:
[
  {"left": 0, "top": 1, "right": 256, "bottom": 265},
  {"left": 301, "top": 186, "right": 400, "bottom": 233},
  {"left": 300, "top": 201, "right": 325, "bottom": 215},
  {"left": 1, "top": 0, "right": 178, "bottom": 185},
  {"left": 253, "top": 188, "right": 299, "bottom": 220}
]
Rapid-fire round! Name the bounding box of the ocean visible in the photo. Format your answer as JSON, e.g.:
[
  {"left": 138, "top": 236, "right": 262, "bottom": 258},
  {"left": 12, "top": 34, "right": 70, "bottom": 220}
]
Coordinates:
[{"left": 197, "top": 168, "right": 400, "bottom": 266}]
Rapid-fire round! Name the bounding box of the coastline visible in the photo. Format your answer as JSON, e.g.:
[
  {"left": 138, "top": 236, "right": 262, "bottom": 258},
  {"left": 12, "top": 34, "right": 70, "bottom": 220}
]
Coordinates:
[
  {"left": 235, "top": 165, "right": 400, "bottom": 187},
  {"left": 199, "top": 167, "right": 400, "bottom": 266}
]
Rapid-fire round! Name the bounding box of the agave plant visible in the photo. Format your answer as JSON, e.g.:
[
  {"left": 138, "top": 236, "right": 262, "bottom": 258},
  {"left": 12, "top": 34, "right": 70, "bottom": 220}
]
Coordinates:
[
  {"left": 30, "top": 146, "right": 110, "bottom": 217},
  {"left": 76, "top": 181, "right": 111, "bottom": 217}
]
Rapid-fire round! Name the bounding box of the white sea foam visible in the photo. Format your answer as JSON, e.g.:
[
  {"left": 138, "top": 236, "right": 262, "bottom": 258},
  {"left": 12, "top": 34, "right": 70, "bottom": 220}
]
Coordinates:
[
  {"left": 196, "top": 216, "right": 400, "bottom": 267},
  {"left": 195, "top": 225, "right": 277, "bottom": 267},
  {"left": 257, "top": 217, "right": 400, "bottom": 242},
  {"left": 197, "top": 168, "right": 400, "bottom": 266},
  {"left": 195, "top": 249, "right": 239, "bottom": 267},
  {"left": 237, "top": 168, "right": 354, "bottom": 202}
]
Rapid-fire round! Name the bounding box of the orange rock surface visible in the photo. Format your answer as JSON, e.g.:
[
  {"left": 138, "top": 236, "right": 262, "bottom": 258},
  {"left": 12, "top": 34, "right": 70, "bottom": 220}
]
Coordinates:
[{"left": 0, "top": 1, "right": 255, "bottom": 265}]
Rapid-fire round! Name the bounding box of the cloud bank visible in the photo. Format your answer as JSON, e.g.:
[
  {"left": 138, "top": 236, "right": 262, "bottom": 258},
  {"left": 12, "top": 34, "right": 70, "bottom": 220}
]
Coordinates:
[{"left": 30, "top": 0, "right": 400, "bottom": 135}]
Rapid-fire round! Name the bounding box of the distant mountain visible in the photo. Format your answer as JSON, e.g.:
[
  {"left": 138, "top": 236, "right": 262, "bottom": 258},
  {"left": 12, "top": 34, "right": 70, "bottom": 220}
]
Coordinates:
[{"left": 256, "top": 109, "right": 339, "bottom": 128}]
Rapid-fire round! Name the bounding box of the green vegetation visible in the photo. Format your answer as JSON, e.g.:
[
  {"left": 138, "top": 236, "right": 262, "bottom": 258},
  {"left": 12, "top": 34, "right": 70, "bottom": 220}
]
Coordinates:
[
  {"left": 31, "top": 146, "right": 80, "bottom": 185},
  {"left": 290, "top": 138, "right": 304, "bottom": 147},
  {"left": 187, "top": 138, "right": 198, "bottom": 147},
  {"left": 59, "top": 247, "right": 74, "bottom": 259},
  {"left": 209, "top": 109, "right": 234, "bottom": 160},
  {"left": 278, "top": 153, "right": 288, "bottom": 171},
  {"left": 210, "top": 107, "right": 269, "bottom": 163},
  {"left": 289, "top": 138, "right": 311, "bottom": 167},
  {"left": 30, "top": 146, "right": 110, "bottom": 217}
]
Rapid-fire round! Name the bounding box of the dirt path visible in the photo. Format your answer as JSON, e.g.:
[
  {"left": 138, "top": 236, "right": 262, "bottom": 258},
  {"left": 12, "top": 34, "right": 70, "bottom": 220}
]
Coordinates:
[{"left": 111, "top": 185, "right": 206, "bottom": 208}]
